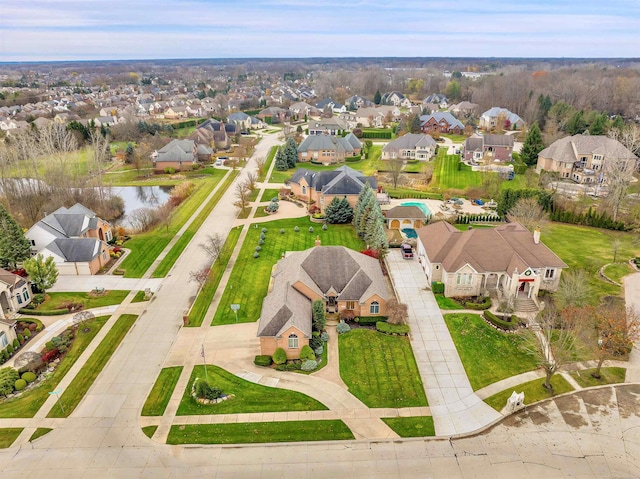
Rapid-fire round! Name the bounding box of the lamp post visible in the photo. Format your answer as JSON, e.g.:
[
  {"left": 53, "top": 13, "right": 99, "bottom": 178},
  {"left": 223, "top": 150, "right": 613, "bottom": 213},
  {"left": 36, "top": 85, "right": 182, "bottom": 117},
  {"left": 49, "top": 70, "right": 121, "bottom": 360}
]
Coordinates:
[{"left": 230, "top": 304, "right": 240, "bottom": 323}]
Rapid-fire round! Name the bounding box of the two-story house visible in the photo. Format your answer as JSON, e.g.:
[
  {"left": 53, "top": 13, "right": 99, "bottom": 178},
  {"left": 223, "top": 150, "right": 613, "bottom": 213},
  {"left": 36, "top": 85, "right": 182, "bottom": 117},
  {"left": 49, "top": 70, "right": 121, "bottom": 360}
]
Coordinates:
[
  {"left": 382, "top": 134, "right": 437, "bottom": 161},
  {"left": 479, "top": 107, "right": 525, "bottom": 131},
  {"left": 463, "top": 134, "right": 514, "bottom": 163},
  {"left": 297, "top": 133, "right": 361, "bottom": 165},
  {"left": 420, "top": 112, "right": 465, "bottom": 135}
]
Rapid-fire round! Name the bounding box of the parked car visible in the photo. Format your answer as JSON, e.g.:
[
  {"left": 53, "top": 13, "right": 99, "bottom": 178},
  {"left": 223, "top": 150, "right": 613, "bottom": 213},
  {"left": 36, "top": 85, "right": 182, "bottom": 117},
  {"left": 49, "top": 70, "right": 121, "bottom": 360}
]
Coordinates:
[
  {"left": 401, "top": 244, "right": 414, "bottom": 260},
  {"left": 473, "top": 199, "right": 484, "bottom": 206}
]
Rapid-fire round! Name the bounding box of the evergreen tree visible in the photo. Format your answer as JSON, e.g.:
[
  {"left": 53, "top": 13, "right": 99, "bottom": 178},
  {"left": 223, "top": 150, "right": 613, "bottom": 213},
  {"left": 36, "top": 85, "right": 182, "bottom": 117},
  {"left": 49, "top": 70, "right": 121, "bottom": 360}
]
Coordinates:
[
  {"left": 374, "top": 90, "right": 381, "bottom": 105},
  {"left": 567, "top": 110, "right": 586, "bottom": 135},
  {"left": 353, "top": 183, "right": 376, "bottom": 236},
  {"left": 367, "top": 217, "right": 389, "bottom": 257},
  {"left": 284, "top": 137, "right": 298, "bottom": 168},
  {"left": 23, "top": 254, "right": 59, "bottom": 293},
  {"left": 410, "top": 114, "right": 422, "bottom": 134},
  {"left": 325, "top": 196, "right": 354, "bottom": 224},
  {"left": 589, "top": 113, "right": 607, "bottom": 136},
  {"left": 520, "top": 123, "right": 545, "bottom": 167},
  {"left": 274, "top": 147, "right": 289, "bottom": 171},
  {"left": 312, "top": 300, "right": 326, "bottom": 332},
  {"left": 0, "top": 205, "right": 31, "bottom": 269}
]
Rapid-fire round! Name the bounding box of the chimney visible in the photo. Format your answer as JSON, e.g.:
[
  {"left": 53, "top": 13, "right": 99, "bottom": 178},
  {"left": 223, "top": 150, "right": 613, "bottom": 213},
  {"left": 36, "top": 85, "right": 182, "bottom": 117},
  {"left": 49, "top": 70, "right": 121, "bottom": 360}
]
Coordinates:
[
  {"left": 533, "top": 226, "right": 541, "bottom": 244},
  {"left": 315, "top": 235, "right": 321, "bottom": 247}
]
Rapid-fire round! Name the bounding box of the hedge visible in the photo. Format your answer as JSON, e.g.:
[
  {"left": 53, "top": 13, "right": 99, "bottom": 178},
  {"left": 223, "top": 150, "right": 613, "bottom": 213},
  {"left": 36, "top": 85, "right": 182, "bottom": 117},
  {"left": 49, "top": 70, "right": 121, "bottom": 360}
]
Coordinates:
[
  {"left": 513, "top": 163, "right": 528, "bottom": 174},
  {"left": 464, "top": 298, "right": 492, "bottom": 310},
  {"left": 253, "top": 355, "right": 272, "bottom": 367},
  {"left": 483, "top": 311, "right": 518, "bottom": 331},
  {"left": 361, "top": 131, "right": 392, "bottom": 139},
  {"left": 376, "top": 322, "right": 410, "bottom": 335},
  {"left": 345, "top": 156, "right": 362, "bottom": 163},
  {"left": 355, "top": 316, "right": 388, "bottom": 326},
  {"left": 389, "top": 192, "right": 444, "bottom": 200},
  {"left": 432, "top": 282, "right": 445, "bottom": 294},
  {"left": 19, "top": 308, "right": 68, "bottom": 316}
]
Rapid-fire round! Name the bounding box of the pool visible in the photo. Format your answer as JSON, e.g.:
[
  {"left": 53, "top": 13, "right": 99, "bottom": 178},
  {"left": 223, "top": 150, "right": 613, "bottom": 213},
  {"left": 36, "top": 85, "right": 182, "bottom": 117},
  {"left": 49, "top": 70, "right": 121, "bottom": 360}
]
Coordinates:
[
  {"left": 401, "top": 228, "right": 417, "bottom": 238},
  {"left": 400, "top": 201, "right": 432, "bottom": 217}
]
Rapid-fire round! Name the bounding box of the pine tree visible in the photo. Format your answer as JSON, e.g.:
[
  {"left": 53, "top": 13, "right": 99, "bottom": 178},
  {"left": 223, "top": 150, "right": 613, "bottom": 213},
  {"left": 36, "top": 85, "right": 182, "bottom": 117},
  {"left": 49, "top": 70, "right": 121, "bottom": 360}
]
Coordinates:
[
  {"left": 589, "top": 113, "right": 607, "bottom": 136},
  {"left": 352, "top": 183, "right": 373, "bottom": 234},
  {"left": 410, "top": 114, "right": 422, "bottom": 134},
  {"left": 374, "top": 90, "right": 381, "bottom": 105},
  {"left": 520, "top": 123, "right": 545, "bottom": 166},
  {"left": 285, "top": 137, "right": 298, "bottom": 168},
  {"left": 325, "top": 196, "right": 354, "bottom": 224},
  {"left": 0, "top": 205, "right": 32, "bottom": 269},
  {"left": 274, "top": 147, "right": 289, "bottom": 171},
  {"left": 368, "top": 217, "right": 389, "bottom": 257}
]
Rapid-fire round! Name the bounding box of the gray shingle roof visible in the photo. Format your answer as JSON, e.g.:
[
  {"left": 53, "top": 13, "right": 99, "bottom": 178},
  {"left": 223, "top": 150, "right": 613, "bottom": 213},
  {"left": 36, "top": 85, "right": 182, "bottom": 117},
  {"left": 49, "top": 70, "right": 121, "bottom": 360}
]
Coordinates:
[
  {"left": 290, "top": 166, "right": 376, "bottom": 196},
  {"left": 156, "top": 139, "right": 195, "bottom": 163},
  {"left": 35, "top": 204, "right": 102, "bottom": 239},
  {"left": 45, "top": 238, "right": 103, "bottom": 262},
  {"left": 419, "top": 112, "right": 464, "bottom": 130},
  {"left": 538, "top": 134, "right": 637, "bottom": 164},
  {"left": 383, "top": 134, "right": 436, "bottom": 153}
]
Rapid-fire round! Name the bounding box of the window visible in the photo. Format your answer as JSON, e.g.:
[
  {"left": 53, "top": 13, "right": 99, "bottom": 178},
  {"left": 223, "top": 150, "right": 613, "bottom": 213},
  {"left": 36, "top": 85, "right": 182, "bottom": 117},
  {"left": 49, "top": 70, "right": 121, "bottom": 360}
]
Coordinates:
[
  {"left": 0, "top": 332, "right": 6, "bottom": 348},
  {"left": 288, "top": 334, "right": 299, "bottom": 349},
  {"left": 23, "top": 290, "right": 29, "bottom": 302},
  {"left": 102, "top": 251, "right": 107, "bottom": 261},
  {"left": 302, "top": 186, "right": 307, "bottom": 195},
  {"left": 17, "top": 294, "right": 22, "bottom": 305},
  {"left": 30, "top": 240, "right": 36, "bottom": 246},
  {"left": 545, "top": 269, "right": 555, "bottom": 279},
  {"left": 346, "top": 301, "right": 355, "bottom": 310},
  {"left": 456, "top": 273, "right": 473, "bottom": 285},
  {"left": 370, "top": 301, "right": 380, "bottom": 314}
]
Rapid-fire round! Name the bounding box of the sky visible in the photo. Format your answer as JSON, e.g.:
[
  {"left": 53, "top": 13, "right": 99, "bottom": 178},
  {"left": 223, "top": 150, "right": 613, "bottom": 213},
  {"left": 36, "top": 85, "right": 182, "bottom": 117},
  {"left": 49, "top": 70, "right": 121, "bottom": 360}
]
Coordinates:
[{"left": 1, "top": 0, "right": 640, "bottom": 62}]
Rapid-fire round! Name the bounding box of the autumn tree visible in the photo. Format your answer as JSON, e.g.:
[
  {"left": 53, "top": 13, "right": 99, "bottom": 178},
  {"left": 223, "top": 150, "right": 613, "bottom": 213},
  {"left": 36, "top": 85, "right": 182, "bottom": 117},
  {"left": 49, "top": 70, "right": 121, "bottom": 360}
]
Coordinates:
[
  {"left": 553, "top": 269, "right": 592, "bottom": 310},
  {"left": 245, "top": 171, "right": 258, "bottom": 191},
  {"left": 255, "top": 156, "right": 266, "bottom": 178},
  {"left": 386, "top": 298, "right": 408, "bottom": 325},
  {"left": 520, "top": 123, "right": 545, "bottom": 166}
]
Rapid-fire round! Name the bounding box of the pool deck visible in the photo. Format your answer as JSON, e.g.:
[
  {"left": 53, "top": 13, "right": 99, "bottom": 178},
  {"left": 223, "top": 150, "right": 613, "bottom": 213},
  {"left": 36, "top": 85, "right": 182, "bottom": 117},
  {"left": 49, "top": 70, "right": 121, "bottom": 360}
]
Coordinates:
[{"left": 393, "top": 197, "right": 491, "bottom": 217}]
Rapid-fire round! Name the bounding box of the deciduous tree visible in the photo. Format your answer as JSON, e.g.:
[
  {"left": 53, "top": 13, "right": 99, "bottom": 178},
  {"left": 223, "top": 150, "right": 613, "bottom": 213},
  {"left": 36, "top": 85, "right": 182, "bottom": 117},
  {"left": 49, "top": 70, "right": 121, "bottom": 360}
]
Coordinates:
[
  {"left": 23, "top": 254, "right": 59, "bottom": 294},
  {"left": 386, "top": 298, "right": 408, "bottom": 325},
  {"left": 201, "top": 233, "right": 224, "bottom": 263},
  {"left": 506, "top": 197, "right": 548, "bottom": 232}
]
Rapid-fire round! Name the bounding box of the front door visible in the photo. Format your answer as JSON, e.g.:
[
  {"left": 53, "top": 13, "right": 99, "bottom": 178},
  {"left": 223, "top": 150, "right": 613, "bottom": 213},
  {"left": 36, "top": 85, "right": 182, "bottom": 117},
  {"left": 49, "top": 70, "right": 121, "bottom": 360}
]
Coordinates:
[{"left": 327, "top": 296, "right": 337, "bottom": 313}]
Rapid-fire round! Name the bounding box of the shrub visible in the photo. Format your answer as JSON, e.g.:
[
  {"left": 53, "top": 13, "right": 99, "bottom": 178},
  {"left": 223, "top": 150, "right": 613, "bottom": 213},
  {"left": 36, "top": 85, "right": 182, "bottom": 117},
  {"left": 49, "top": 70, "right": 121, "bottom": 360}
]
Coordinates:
[
  {"left": 275, "top": 362, "right": 301, "bottom": 371},
  {"left": 271, "top": 197, "right": 279, "bottom": 202},
  {"left": 17, "top": 334, "right": 24, "bottom": 344},
  {"left": 19, "top": 308, "right": 68, "bottom": 316},
  {"left": 309, "top": 226, "right": 314, "bottom": 233},
  {"left": 266, "top": 202, "right": 279, "bottom": 213},
  {"left": 261, "top": 227, "right": 267, "bottom": 233},
  {"left": 464, "top": 297, "right": 492, "bottom": 310},
  {"left": 301, "top": 360, "right": 318, "bottom": 371},
  {"left": 21, "top": 372, "right": 36, "bottom": 383},
  {"left": 432, "top": 282, "right": 445, "bottom": 294},
  {"left": 483, "top": 311, "right": 518, "bottom": 331},
  {"left": 195, "top": 379, "right": 223, "bottom": 400},
  {"left": 356, "top": 316, "right": 387, "bottom": 326},
  {"left": 294, "top": 226, "right": 300, "bottom": 232},
  {"left": 336, "top": 322, "right": 351, "bottom": 334},
  {"left": 258, "top": 239, "right": 264, "bottom": 245},
  {"left": 314, "top": 345, "right": 324, "bottom": 356},
  {"left": 12, "top": 339, "right": 19, "bottom": 349},
  {"left": 253, "top": 355, "right": 272, "bottom": 367},
  {"left": 272, "top": 348, "right": 287, "bottom": 365},
  {"left": 300, "top": 345, "right": 315, "bottom": 361},
  {"left": 0, "top": 368, "right": 19, "bottom": 396},
  {"left": 376, "top": 322, "right": 410, "bottom": 335},
  {"left": 253, "top": 252, "right": 260, "bottom": 258},
  {"left": 164, "top": 167, "right": 176, "bottom": 174},
  {"left": 41, "top": 349, "right": 59, "bottom": 363},
  {"left": 255, "top": 246, "right": 262, "bottom": 252},
  {"left": 32, "top": 294, "right": 45, "bottom": 306},
  {"left": 6, "top": 344, "right": 14, "bottom": 355},
  {"left": 309, "top": 332, "right": 323, "bottom": 350},
  {"left": 0, "top": 350, "right": 7, "bottom": 364},
  {"left": 280, "top": 228, "right": 285, "bottom": 234},
  {"left": 23, "top": 329, "right": 31, "bottom": 339},
  {"left": 322, "top": 224, "right": 327, "bottom": 230},
  {"left": 14, "top": 379, "right": 27, "bottom": 391},
  {"left": 320, "top": 332, "right": 329, "bottom": 342}
]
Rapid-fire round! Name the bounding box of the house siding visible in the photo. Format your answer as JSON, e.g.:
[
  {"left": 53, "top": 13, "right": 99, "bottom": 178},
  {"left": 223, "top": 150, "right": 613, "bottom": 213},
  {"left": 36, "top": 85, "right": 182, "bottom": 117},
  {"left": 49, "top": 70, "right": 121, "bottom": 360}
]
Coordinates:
[{"left": 260, "top": 326, "right": 309, "bottom": 359}]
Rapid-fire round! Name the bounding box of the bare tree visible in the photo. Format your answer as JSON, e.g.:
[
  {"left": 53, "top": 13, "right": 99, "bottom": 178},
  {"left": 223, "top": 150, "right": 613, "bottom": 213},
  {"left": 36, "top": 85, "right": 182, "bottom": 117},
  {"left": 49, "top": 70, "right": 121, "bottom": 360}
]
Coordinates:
[
  {"left": 611, "top": 239, "right": 623, "bottom": 263},
  {"left": 201, "top": 233, "right": 224, "bottom": 263},
  {"left": 156, "top": 203, "right": 173, "bottom": 233},
  {"left": 189, "top": 267, "right": 211, "bottom": 290},
  {"left": 255, "top": 157, "right": 266, "bottom": 178},
  {"left": 554, "top": 269, "right": 592, "bottom": 310},
  {"left": 524, "top": 304, "right": 582, "bottom": 394},
  {"left": 603, "top": 159, "right": 634, "bottom": 221},
  {"left": 245, "top": 171, "right": 258, "bottom": 191},
  {"left": 386, "top": 298, "right": 408, "bottom": 325},
  {"left": 235, "top": 180, "right": 250, "bottom": 212},
  {"left": 388, "top": 159, "right": 403, "bottom": 190},
  {"left": 506, "top": 197, "right": 548, "bottom": 231},
  {"left": 608, "top": 124, "right": 640, "bottom": 170}
]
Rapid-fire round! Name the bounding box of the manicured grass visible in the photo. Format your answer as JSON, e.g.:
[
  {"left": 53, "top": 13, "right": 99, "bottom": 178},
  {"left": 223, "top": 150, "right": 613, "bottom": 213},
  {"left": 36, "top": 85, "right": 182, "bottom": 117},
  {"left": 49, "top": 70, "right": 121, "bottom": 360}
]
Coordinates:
[
  {"left": 259, "top": 146, "right": 278, "bottom": 182},
  {"left": 212, "top": 217, "right": 364, "bottom": 325},
  {"left": 0, "top": 316, "right": 109, "bottom": 418},
  {"left": 166, "top": 420, "right": 354, "bottom": 445},
  {"left": 434, "top": 294, "right": 464, "bottom": 310},
  {"left": 444, "top": 313, "right": 538, "bottom": 391},
  {"left": 142, "top": 426, "right": 158, "bottom": 439},
  {"left": 47, "top": 314, "right": 138, "bottom": 418},
  {"left": 260, "top": 188, "right": 281, "bottom": 202},
  {"left": 141, "top": 366, "right": 184, "bottom": 416},
  {"left": 120, "top": 172, "right": 227, "bottom": 277},
  {"left": 382, "top": 416, "right": 435, "bottom": 437},
  {"left": 542, "top": 223, "right": 638, "bottom": 301},
  {"left": 603, "top": 263, "right": 634, "bottom": 284},
  {"left": 176, "top": 365, "right": 327, "bottom": 416},
  {"left": 38, "top": 290, "right": 129, "bottom": 311},
  {"left": 440, "top": 134, "right": 467, "bottom": 143},
  {"left": 569, "top": 367, "right": 626, "bottom": 388},
  {"left": 431, "top": 150, "right": 483, "bottom": 190},
  {"left": 0, "top": 428, "right": 23, "bottom": 448},
  {"left": 253, "top": 208, "right": 271, "bottom": 218},
  {"left": 29, "top": 428, "right": 53, "bottom": 442},
  {"left": 338, "top": 330, "right": 428, "bottom": 408},
  {"left": 131, "top": 290, "right": 150, "bottom": 303},
  {"left": 484, "top": 375, "right": 574, "bottom": 411},
  {"left": 187, "top": 226, "right": 242, "bottom": 327},
  {"left": 152, "top": 170, "right": 239, "bottom": 278}
]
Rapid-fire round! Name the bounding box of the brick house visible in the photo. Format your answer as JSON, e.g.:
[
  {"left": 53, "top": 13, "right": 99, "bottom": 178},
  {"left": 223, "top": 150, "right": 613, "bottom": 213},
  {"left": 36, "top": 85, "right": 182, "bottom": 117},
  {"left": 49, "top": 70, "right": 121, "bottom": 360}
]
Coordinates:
[
  {"left": 154, "top": 139, "right": 197, "bottom": 172},
  {"left": 420, "top": 112, "right": 464, "bottom": 135},
  {"left": 297, "top": 133, "right": 361, "bottom": 165},
  {"left": 463, "top": 134, "right": 514, "bottom": 163}
]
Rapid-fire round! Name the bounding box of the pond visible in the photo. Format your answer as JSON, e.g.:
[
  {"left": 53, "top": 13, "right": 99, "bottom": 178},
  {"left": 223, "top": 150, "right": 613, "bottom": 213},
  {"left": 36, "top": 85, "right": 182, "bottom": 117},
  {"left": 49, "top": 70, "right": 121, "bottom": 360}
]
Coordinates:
[{"left": 110, "top": 185, "right": 172, "bottom": 228}]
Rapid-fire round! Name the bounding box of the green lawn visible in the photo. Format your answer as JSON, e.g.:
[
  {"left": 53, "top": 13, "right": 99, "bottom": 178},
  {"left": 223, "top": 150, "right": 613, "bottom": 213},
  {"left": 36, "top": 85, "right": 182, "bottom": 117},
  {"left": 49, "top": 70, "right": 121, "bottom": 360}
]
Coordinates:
[
  {"left": 167, "top": 420, "right": 354, "bottom": 445},
  {"left": 48, "top": 314, "right": 137, "bottom": 418},
  {"left": 431, "top": 150, "right": 483, "bottom": 190},
  {"left": 151, "top": 170, "right": 238, "bottom": 278},
  {"left": 212, "top": 217, "right": 364, "bottom": 325},
  {"left": 484, "top": 375, "right": 574, "bottom": 411},
  {"left": 260, "top": 188, "right": 281, "bottom": 202},
  {"left": 434, "top": 294, "right": 465, "bottom": 310},
  {"left": 131, "top": 290, "right": 149, "bottom": 303},
  {"left": 38, "top": 290, "right": 129, "bottom": 311},
  {"left": 176, "top": 365, "right": 327, "bottom": 416},
  {"left": 0, "top": 428, "right": 23, "bottom": 448},
  {"left": 141, "top": 366, "right": 184, "bottom": 416},
  {"left": 569, "top": 367, "right": 626, "bottom": 388},
  {"left": 259, "top": 146, "right": 278, "bottom": 182},
  {"left": 187, "top": 226, "right": 242, "bottom": 327},
  {"left": 142, "top": 426, "right": 158, "bottom": 439},
  {"left": 382, "top": 416, "right": 435, "bottom": 437},
  {"left": 440, "top": 134, "right": 467, "bottom": 143},
  {"left": 444, "top": 313, "right": 538, "bottom": 391},
  {"left": 338, "top": 330, "right": 428, "bottom": 408},
  {"left": 119, "top": 171, "right": 227, "bottom": 277},
  {"left": 5, "top": 147, "right": 93, "bottom": 178},
  {"left": 0, "top": 316, "right": 108, "bottom": 418},
  {"left": 29, "top": 428, "right": 53, "bottom": 442},
  {"left": 542, "top": 223, "right": 638, "bottom": 301},
  {"left": 603, "top": 263, "right": 634, "bottom": 284}
]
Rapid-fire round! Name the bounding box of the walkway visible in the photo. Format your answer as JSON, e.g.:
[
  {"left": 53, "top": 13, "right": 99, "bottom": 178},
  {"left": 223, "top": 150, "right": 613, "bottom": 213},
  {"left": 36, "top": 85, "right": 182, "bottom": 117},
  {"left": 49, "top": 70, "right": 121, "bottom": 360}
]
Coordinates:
[
  {"left": 49, "top": 276, "right": 163, "bottom": 293},
  {"left": 386, "top": 249, "right": 501, "bottom": 435}
]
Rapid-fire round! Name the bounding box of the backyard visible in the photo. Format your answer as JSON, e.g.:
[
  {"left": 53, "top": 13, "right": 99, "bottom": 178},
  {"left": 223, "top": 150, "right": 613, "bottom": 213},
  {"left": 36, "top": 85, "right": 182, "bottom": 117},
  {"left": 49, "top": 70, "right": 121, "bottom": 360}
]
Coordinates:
[
  {"left": 338, "top": 330, "right": 428, "bottom": 408},
  {"left": 211, "top": 217, "right": 364, "bottom": 325}
]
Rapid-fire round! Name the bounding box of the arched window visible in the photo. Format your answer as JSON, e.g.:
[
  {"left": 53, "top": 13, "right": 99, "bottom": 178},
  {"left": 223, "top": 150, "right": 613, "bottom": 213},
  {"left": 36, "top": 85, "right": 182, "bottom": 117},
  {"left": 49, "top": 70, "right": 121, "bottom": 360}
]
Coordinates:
[
  {"left": 288, "top": 334, "right": 299, "bottom": 349},
  {"left": 302, "top": 186, "right": 307, "bottom": 195},
  {"left": 370, "top": 301, "right": 380, "bottom": 314},
  {"left": 0, "top": 332, "right": 7, "bottom": 348}
]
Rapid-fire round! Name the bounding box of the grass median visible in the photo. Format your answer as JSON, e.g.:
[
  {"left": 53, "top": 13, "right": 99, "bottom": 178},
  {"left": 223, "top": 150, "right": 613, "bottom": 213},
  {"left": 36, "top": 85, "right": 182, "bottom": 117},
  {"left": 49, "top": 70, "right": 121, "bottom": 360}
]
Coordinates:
[
  {"left": 0, "top": 428, "right": 23, "bottom": 448},
  {"left": 187, "top": 226, "right": 242, "bottom": 327},
  {"left": 152, "top": 170, "right": 239, "bottom": 278},
  {"left": 47, "top": 314, "right": 138, "bottom": 418},
  {"left": 0, "top": 316, "right": 109, "bottom": 418},
  {"left": 141, "top": 366, "right": 183, "bottom": 416},
  {"left": 258, "top": 146, "right": 277, "bottom": 182},
  {"left": 382, "top": 416, "right": 435, "bottom": 437},
  {"left": 167, "top": 420, "right": 354, "bottom": 445},
  {"left": 484, "top": 375, "right": 574, "bottom": 411}
]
